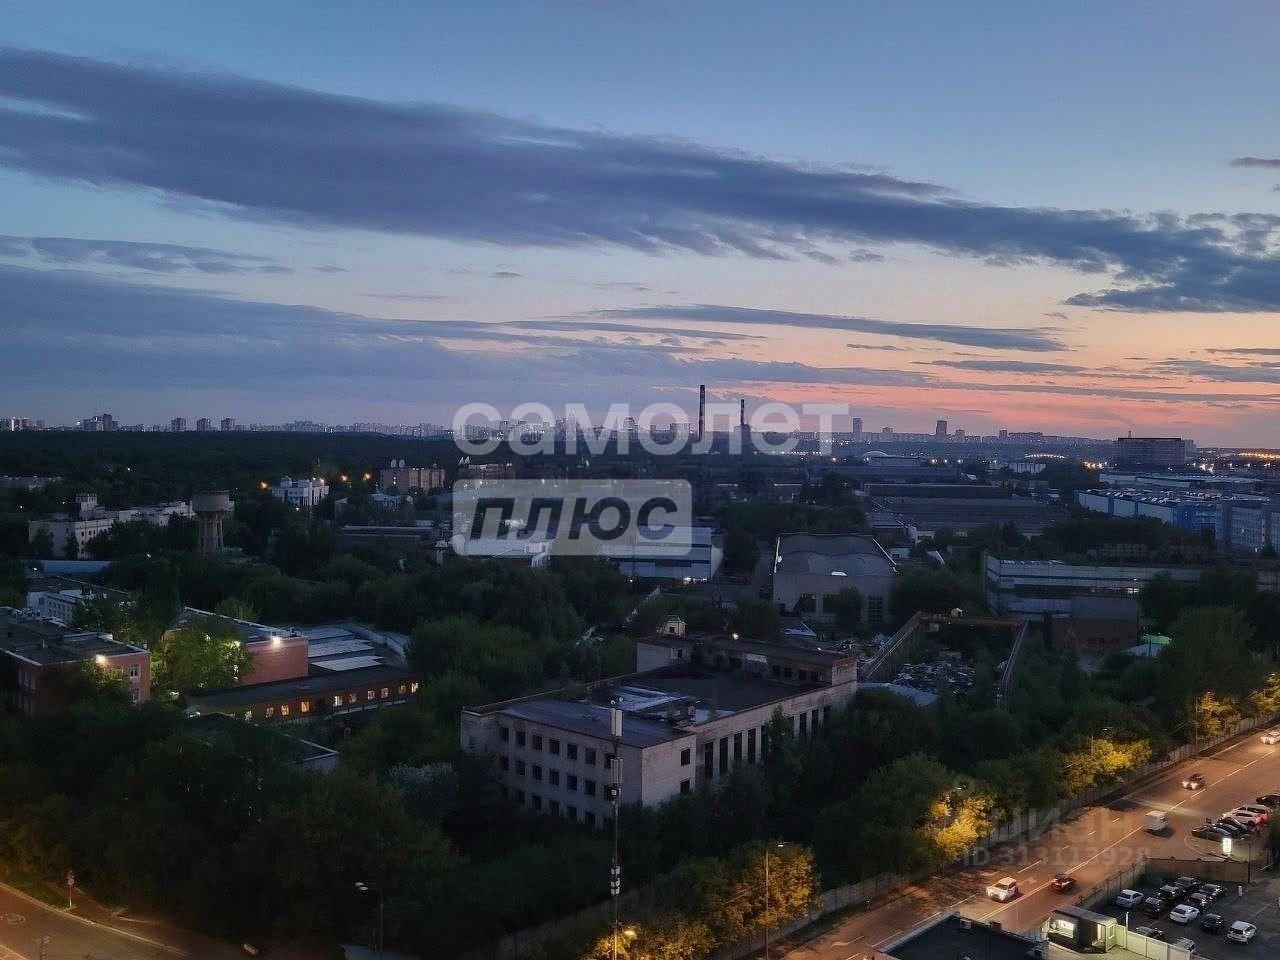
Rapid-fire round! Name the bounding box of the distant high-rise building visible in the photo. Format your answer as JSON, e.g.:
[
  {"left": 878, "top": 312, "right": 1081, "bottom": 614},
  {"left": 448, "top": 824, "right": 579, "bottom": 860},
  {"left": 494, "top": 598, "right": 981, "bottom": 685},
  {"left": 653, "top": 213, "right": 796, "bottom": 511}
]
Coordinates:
[
  {"left": 220, "top": 417, "right": 236, "bottom": 432},
  {"left": 850, "top": 417, "right": 863, "bottom": 438},
  {"left": 101, "top": 413, "right": 116, "bottom": 431},
  {"left": 999, "top": 429, "right": 1008, "bottom": 441},
  {"left": 170, "top": 417, "right": 187, "bottom": 432},
  {"left": 1113, "top": 436, "right": 1187, "bottom": 468},
  {"left": 698, "top": 384, "right": 706, "bottom": 441},
  {"left": 935, "top": 419, "right": 948, "bottom": 439},
  {"left": 195, "top": 417, "right": 212, "bottom": 432},
  {"left": 955, "top": 428, "right": 966, "bottom": 440}
]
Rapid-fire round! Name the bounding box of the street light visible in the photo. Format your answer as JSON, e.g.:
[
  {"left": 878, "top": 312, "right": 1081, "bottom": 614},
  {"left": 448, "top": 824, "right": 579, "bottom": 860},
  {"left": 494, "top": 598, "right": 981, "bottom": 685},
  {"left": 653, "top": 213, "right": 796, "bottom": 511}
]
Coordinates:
[
  {"left": 354, "top": 881, "right": 384, "bottom": 958},
  {"left": 763, "top": 842, "right": 786, "bottom": 960}
]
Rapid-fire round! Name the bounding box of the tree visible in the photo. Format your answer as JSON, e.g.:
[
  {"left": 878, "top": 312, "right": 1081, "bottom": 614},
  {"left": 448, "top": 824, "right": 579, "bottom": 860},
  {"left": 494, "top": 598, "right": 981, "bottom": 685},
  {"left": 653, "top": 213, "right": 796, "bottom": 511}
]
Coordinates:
[
  {"left": 63, "top": 531, "right": 79, "bottom": 560},
  {"left": 213, "top": 597, "right": 258, "bottom": 622},
  {"left": 732, "top": 599, "right": 780, "bottom": 641},
  {"left": 1139, "top": 573, "right": 1189, "bottom": 632},
  {"left": 151, "top": 615, "right": 253, "bottom": 697},
  {"left": 827, "top": 587, "right": 863, "bottom": 633},
  {"left": 31, "top": 527, "right": 54, "bottom": 560},
  {"left": 722, "top": 528, "right": 759, "bottom": 576},
  {"left": 888, "top": 567, "right": 979, "bottom": 624}
]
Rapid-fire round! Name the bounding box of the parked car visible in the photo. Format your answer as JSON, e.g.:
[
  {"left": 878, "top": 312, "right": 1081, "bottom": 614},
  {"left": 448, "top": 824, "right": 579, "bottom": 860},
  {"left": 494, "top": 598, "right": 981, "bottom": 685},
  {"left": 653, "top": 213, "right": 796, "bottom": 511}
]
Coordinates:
[
  {"left": 1050, "top": 873, "right": 1075, "bottom": 892},
  {"left": 1186, "top": 892, "right": 1211, "bottom": 910},
  {"left": 1200, "top": 913, "right": 1225, "bottom": 933},
  {"left": 1224, "top": 808, "right": 1265, "bottom": 827},
  {"left": 1227, "top": 920, "right": 1257, "bottom": 943},
  {"left": 1217, "top": 816, "right": 1253, "bottom": 834},
  {"left": 1198, "top": 883, "right": 1225, "bottom": 901},
  {"left": 1255, "top": 793, "right": 1280, "bottom": 808},
  {"left": 1172, "top": 876, "right": 1201, "bottom": 894},
  {"left": 1173, "top": 937, "right": 1197, "bottom": 955},
  {"left": 1261, "top": 729, "right": 1280, "bottom": 745},
  {"left": 1192, "top": 825, "right": 1227, "bottom": 840},
  {"left": 1182, "top": 772, "right": 1205, "bottom": 790},
  {"left": 987, "top": 877, "right": 1020, "bottom": 902},
  {"left": 1141, "top": 896, "right": 1167, "bottom": 917},
  {"left": 1235, "top": 803, "right": 1270, "bottom": 822},
  {"left": 1158, "top": 884, "right": 1184, "bottom": 902},
  {"left": 1115, "top": 889, "right": 1145, "bottom": 909},
  {"left": 1169, "top": 904, "right": 1200, "bottom": 924},
  {"left": 1134, "top": 925, "right": 1165, "bottom": 940}
]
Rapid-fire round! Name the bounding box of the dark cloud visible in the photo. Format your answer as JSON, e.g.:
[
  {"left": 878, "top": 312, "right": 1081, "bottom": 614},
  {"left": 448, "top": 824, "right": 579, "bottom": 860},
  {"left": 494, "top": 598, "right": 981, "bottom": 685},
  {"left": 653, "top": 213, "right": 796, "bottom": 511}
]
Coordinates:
[
  {"left": 848, "top": 249, "right": 885, "bottom": 263},
  {"left": 847, "top": 343, "right": 908, "bottom": 352},
  {"left": 509, "top": 318, "right": 762, "bottom": 341},
  {"left": 365, "top": 292, "right": 451, "bottom": 303},
  {"left": 315, "top": 263, "right": 347, "bottom": 273},
  {"left": 927, "top": 359, "right": 1086, "bottom": 374},
  {"left": 1231, "top": 157, "right": 1280, "bottom": 169},
  {"left": 592, "top": 304, "right": 1066, "bottom": 351},
  {"left": 0, "top": 234, "right": 288, "bottom": 274},
  {"left": 1154, "top": 358, "right": 1280, "bottom": 384},
  {"left": 1207, "top": 347, "right": 1280, "bottom": 356},
  {"left": 490, "top": 270, "right": 521, "bottom": 279},
  {"left": 2, "top": 48, "right": 1279, "bottom": 309}
]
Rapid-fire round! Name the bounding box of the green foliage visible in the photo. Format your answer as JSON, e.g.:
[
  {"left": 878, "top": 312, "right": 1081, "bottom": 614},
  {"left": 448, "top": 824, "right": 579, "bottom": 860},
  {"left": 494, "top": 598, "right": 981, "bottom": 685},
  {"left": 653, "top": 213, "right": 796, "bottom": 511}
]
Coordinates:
[
  {"left": 888, "top": 566, "right": 981, "bottom": 624},
  {"left": 732, "top": 598, "right": 780, "bottom": 641},
  {"left": 151, "top": 615, "right": 253, "bottom": 696},
  {"left": 826, "top": 586, "right": 863, "bottom": 632},
  {"left": 721, "top": 527, "right": 759, "bottom": 576}
]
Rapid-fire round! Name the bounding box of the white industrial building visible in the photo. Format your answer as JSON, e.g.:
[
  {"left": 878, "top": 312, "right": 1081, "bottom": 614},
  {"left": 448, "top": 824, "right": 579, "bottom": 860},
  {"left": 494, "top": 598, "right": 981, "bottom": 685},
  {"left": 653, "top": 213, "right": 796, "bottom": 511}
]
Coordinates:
[
  {"left": 270, "top": 476, "right": 329, "bottom": 509},
  {"left": 461, "top": 618, "right": 857, "bottom": 824},
  {"left": 27, "top": 493, "right": 194, "bottom": 558}
]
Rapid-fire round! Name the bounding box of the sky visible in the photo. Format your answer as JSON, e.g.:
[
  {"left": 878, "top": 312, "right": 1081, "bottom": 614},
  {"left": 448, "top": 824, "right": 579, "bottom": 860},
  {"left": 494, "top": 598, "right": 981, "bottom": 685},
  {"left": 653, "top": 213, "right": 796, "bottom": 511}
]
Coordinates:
[{"left": 3, "top": 1, "right": 1280, "bottom": 443}]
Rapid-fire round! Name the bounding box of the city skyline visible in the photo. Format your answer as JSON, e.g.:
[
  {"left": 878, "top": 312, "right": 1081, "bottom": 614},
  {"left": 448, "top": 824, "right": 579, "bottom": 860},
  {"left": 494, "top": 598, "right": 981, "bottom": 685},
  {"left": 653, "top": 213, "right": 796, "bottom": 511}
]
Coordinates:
[{"left": 4, "top": 3, "right": 1280, "bottom": 443}]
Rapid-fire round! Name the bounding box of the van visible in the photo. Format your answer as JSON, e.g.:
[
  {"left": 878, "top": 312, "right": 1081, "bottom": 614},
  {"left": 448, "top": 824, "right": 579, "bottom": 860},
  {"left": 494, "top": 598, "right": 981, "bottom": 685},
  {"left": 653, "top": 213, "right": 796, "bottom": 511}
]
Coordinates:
[{"left": 1144, "top": 810, "right": 1170, "bottom": 834}]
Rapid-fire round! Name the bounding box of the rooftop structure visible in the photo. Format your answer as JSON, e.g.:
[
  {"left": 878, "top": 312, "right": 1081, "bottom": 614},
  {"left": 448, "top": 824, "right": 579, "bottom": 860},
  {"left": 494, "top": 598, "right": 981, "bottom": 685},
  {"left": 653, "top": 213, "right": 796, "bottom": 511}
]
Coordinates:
[
  {"left": 875, "top": 914, "right": 1042, "bottom": 960},
  {"left": 270, "top": 476, "right": 329, "bottom": 510},
  {"left": 187, "top": 664, "right": 419, "bottom": 723}
]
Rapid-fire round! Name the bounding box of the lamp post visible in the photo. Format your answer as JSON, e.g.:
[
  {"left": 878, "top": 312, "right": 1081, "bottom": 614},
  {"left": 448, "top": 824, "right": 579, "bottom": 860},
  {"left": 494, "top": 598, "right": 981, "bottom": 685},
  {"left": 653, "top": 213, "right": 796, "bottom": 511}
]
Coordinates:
[
  {"left": 609, "top": 705, "right": 623, "bottom": 960},
  {"left": 354, "top": 881, "right": 383, "bottom": 958},
  {"left": 763, "top": 842, "right": 785, "bottom": 960}
]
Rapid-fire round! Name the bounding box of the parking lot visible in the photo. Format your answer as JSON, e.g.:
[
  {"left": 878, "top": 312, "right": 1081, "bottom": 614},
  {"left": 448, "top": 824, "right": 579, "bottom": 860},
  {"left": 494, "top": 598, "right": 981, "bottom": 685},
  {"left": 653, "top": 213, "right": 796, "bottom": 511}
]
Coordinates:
[{"left": 1088, "top": 871, "right": 1280, "bottom": 956}]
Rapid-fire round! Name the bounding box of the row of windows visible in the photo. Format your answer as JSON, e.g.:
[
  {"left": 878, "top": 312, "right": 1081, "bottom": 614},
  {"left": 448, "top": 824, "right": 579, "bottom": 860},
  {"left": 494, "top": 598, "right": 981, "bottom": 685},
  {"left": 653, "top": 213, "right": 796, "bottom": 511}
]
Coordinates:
[
  {"left": 702, "top": 707, "right": 830, "bottom": 779},
  {"left": 497, "top": 726, "right": 612, "bottom": 767},
  {"left": 499, "top": 758, "right": 602, "bottom": 796},
  {"left": 504, "top": 787, "right": 607, "bottom": 826},
  {"left": 240, "top": 680, "right": 419, "bottom": 721}
]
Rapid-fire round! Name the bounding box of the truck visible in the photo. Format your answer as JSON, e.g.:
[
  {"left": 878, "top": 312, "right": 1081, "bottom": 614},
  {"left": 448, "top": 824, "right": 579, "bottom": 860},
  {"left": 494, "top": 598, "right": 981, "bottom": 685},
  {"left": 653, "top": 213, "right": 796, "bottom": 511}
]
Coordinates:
[{"left": 1144, "top": 810, "right": 1170, "bottom": 834}]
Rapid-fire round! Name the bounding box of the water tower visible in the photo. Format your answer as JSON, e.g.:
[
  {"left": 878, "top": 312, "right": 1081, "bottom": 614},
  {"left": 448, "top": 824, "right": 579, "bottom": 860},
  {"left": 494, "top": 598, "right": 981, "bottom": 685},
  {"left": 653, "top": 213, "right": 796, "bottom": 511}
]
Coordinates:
[{"left": 191, "top": 491, "right": 233, "bottom": 556}]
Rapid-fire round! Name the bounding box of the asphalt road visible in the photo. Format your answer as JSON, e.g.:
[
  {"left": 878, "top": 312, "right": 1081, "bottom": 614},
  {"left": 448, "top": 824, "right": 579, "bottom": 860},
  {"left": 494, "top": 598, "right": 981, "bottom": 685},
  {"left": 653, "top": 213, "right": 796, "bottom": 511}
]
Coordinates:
[
  {"left": 0, "top": 882, "right": 238, "bottom": 960},
  {"left": 783, "top": 728, "right": 1280, "bottom": 960}
]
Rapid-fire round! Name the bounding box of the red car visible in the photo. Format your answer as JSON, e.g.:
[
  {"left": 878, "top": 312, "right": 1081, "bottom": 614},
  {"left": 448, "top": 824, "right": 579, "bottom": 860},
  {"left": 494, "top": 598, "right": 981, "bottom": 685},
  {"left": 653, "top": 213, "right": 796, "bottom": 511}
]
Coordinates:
[{"left": 1050, "top": 874, "right": 1075, "bottom": 892}]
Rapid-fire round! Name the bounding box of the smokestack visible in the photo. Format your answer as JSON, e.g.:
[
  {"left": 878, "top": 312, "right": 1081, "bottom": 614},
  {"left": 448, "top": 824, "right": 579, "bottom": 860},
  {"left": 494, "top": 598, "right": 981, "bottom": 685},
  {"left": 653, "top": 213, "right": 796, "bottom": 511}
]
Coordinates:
[
  {"left": 698, "top": 384, "right": 706, "bottom": 442},
  {"left": 739, "top": 398, "right": 745, "bottom": 430}
]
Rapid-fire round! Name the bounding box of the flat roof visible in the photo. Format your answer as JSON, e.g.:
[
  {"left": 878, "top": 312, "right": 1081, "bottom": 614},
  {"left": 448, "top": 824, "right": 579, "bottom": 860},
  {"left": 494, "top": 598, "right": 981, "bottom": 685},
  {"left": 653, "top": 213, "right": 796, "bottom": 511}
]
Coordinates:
[
  {"left": 883, "top": 914, "right": 1036, "bottom": 960},
  {"left": 477, "top": 665, "right": 826, "bottom": 747},
  {"left": 188, "top": 664, "right": 414, "bottom": 708},
  {"left": 643, "top": 631, "right": 853, "bottom": 667},
  {"left": 184, "top": 713, "right": 337, "bottom": 765},
  {"left": 0, "top": 608, "right": 146, "bottom": 666}
]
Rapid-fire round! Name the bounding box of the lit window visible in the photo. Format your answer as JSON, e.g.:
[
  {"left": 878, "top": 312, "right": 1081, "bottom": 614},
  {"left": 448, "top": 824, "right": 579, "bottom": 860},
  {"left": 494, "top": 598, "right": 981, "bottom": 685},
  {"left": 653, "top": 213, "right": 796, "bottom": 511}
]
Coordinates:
[
  {"left": 380, "top": 687, "right": 389, "bottom": 699},
  {"left": 300, "top": 701, "right": 310, "bottom": 713},
  {"left": 243, "top": 710, "right": 253, "bottom": 721},
  {"left": 265, "top": 706, "right": 274, "bottom": 718},
  {"left": 280, "top": 704, "right": 290, "bottom": 716},
  {"left": 333, "top": 695, "right": 343, "bottom": 707},
  {"left": 366, "top": 689, "right": 375, "bottom": 701},
  {"left": 409, "top": 681, "right": 419, "bottom": 693}
]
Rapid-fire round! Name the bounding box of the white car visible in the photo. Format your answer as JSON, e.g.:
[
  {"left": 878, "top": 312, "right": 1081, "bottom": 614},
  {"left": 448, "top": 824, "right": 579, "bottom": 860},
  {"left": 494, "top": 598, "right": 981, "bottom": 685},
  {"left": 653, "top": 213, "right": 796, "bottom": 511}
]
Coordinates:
[
  {"left": 987, "top": 877, "right": 1020, "bottom": 902},
  {"left": 1227, "top": 920, "right": 1257, "bottom": 943},
  {"left": 1115, "top": 889, "right": 1144, "bottom": 909},
  {"left": 1261, "top": 729, "right": 1280, "bottom": 744},
  {"left": 1225, "top": 808, "right": 1265, "bottom": 827},
  {"left": 1169, "top": 904, "right": 1200, "bottom": 924}
]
